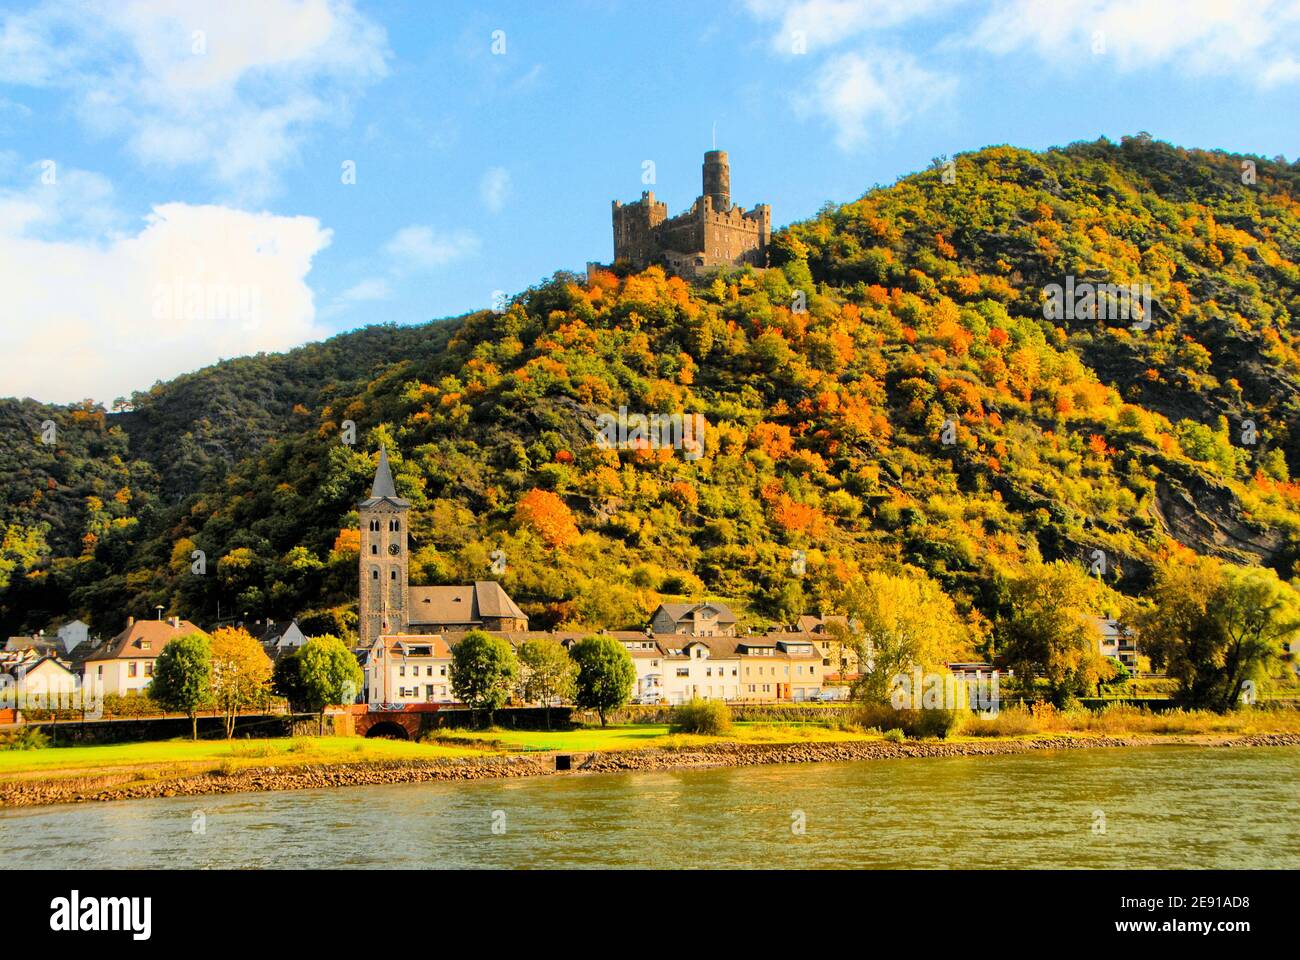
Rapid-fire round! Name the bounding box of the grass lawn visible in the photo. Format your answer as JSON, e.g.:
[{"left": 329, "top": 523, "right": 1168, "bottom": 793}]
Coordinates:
[
  {"left": 0, "top": 736, "right": 480, "bottom": 781},
  {"left": 0, "top": 722, "right": 875, "bottom": 782},
  {"left": 428, "top": 721, "right": 876, "bottom": 753}
]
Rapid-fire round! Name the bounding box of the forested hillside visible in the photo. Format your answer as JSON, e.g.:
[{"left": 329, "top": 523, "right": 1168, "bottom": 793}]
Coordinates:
[{"left": 5, "top": 135, "right": 1300, "bottom": 673}]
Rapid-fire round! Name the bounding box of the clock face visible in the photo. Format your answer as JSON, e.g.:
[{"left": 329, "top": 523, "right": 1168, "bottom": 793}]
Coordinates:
[{"left": 388, "top": 543, "right": 400, "bottom": 556}]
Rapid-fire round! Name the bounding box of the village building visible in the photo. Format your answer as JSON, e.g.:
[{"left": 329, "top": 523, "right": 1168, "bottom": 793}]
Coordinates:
[
  {"left": 1, "top": 654, "right": 79, "bottom": 708},
  {"left": 657, "top": 637, "right": 742, "bottom": 704},
  {"left": 736, "top": 637, "right": 825, "bottom": 702},
  {"left": 80, "top": 617, "right": 207, "bottom": 696},
  {"left": 254, "top": 619, "right": 307, "bottom": 660},
  {"left": 1090, "top": 616, "right": 1138, "bottom": 669},
  {"left": 650, "top": 601, "right": 737, "bottom": 637},
  {"left": 55, "top": 619, "right": 91, "bottom": 655},
  {"left": 365, "top": 634, "right": 454, "bottom": 706}
]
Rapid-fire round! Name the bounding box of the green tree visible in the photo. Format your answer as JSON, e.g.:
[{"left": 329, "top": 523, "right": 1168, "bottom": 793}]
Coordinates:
[
  {"left": 297, "top": 635, "right": 364, "bottom": 733},
  {"left": 569, "top": 635, "right": 635, "bottom": 727},
  {"left": 517, "top": 637, "right": 575, "bottom": 729},
  {"left": 1138, "top": 553, "right": 1300, "bottom": 712},
  {"left": 450, "top": 630, "right": 518, "bottom": 725},
  {"left": 271, "top": 650, "right": 309, "bottom": 712},
  {"left": 151, "top": 633, "right": 212, "bottom": 740}
]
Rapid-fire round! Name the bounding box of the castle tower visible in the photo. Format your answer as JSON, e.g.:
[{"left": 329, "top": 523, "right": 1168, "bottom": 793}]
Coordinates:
[
  {"left": 703, "top": 150, "right": 730, "bottom": 210},
  {"left": 358, "top": 447, "right": 411, "bottom": 648}
]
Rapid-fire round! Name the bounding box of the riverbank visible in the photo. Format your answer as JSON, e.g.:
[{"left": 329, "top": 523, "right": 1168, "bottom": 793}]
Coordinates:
[{"left": 4, "top": 730, "right": 1298, "bottom": 808}]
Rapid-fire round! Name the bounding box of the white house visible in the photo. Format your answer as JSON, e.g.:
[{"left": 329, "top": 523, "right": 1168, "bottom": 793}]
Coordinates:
[
  {"left": 616, "top": 637, "right": 665, "bottom": 703},
  {"left": 81, "top": 617, "right": 207, "bottom": 696},
  {"left": 1, "top": 655, "right": 81, "bottom": 710},
  {"left": 658, "top": 638, "right": 741, "bottom": 704},
  {"left": 1090, "top": 617, "right": 1138, "bottom": 669},
  {"left": 56, "top": 620, "right": 90, "bottom": 655},
  {"left": 366, "top": 635, "right": 454, "bottom": 707}
]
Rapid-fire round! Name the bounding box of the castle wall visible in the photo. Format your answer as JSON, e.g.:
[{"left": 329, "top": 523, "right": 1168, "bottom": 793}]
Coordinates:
[{"left": 611, "top": 153, "right": 770, "bottom": 276}]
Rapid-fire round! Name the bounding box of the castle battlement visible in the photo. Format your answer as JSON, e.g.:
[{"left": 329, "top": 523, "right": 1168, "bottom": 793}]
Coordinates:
[{"left": 611, "top": 151, "right": 769, "bottom": 278}]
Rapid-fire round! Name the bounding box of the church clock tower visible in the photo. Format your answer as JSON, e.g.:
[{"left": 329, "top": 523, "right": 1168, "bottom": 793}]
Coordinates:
[{"left": 358, "top": 447, "right": 411, "bottom": 648}]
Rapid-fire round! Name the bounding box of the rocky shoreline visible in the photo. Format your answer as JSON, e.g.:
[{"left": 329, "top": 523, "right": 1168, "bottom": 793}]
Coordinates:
[{"left": 3, "top": 732, "right": 1298, "bottom": 809}]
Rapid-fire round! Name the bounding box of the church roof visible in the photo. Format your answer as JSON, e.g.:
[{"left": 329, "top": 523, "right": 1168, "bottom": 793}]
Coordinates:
[
  {"left": 408, "top": 582, "right": 528, "bottom": 627},
  {"left": 360, "top": 447, "right": 410, "bottom": 508}
]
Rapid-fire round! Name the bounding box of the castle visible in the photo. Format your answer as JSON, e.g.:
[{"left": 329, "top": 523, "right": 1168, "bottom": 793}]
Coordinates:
[
  {"left": 611, "top": 150, "right": 769, "bottom": 278},
  {"left": 357, "top": 449, "right": 528, "bottom": 649}
]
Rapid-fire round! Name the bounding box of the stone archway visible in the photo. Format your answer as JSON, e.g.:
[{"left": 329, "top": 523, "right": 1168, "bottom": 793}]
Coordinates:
[{"left": 363, "top": 720, "right": 411, "bottom": 740}]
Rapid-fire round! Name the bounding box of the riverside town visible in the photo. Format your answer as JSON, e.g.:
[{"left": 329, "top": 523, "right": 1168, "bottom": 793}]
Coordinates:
[{"left": 1, "top": 1, "right": 1295, "bottom": 933}]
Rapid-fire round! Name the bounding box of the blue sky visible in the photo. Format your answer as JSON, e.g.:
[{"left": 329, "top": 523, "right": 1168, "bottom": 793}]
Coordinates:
[{"left": 2, "top": 0, "right": 1298, "bottom": 403}]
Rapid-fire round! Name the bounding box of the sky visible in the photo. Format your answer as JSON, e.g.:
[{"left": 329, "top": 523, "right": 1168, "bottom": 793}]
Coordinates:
[{"left": 1, "top": 0, "right": 1298, "bottom": 405}]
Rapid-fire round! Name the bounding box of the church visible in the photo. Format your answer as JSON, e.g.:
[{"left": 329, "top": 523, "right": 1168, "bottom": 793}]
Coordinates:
[{"left": 357, "top": 448, "right": 528, "bottom": 648}]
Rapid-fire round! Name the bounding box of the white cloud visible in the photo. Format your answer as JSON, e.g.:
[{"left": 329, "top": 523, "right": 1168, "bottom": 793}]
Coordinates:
[
  {"left": 480, "top": 166, "right": 511, "bottom": 213},
  {"left": 968, "top": 0, "right": 1300, "bottom": 84},
  {"left": 0, "top": 0, "right": 390, "bottom": 200},
  {"left": 384, "top": 225, "right": 480, "bottom": 271},
  {"left": 0, "top": 191, "right": 331, "bottom": 404},
  {"left": 799, "top": 50, "right": 956, "bottom": 149},
  {"left": 339, "top": 277, "right": 391, "bottom": 302},
  {"left": 745, "top": 0, "right": 961, "bottom": 54}
]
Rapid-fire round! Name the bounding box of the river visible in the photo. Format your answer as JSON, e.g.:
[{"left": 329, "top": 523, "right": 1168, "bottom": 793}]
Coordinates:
[{"left": 3, "top": 744, "right": 1297, "bottom": 869}]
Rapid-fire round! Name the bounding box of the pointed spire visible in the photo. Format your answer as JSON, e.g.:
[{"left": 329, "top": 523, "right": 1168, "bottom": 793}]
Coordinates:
[{"left": 371, "top": 446, "right": 398, "bottom": 499}]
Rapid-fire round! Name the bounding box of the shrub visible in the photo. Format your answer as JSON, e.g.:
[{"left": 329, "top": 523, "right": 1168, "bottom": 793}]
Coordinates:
[
  {"left": 670, "top": 698, "right": 732, "bottom": 735},
  {"left": 882, "top": 728, "right": 905, "bottom": 743},
  {"left": 0, "top": 726, "right": 51, "bottom": 750},
  {"left": 959, "top": 705, "right": 1040, "bottom": 737},
  {"left": 854, "top": 702, "right": 960, "bottom": 739}
]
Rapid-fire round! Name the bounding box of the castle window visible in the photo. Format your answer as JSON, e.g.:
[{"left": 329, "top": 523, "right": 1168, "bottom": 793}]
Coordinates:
[
  {"left": 371, "top": 544, "right": 378, "bottom": 555},
  {"left": 370, "top": 520, "right": 380, "bottom": 532},
  {"left": 371, "top": 569, "right": 379, "bottom": 580},
  {"left": 390, "top": 569, "right": 398, "bottom": 581},
  {"left": 389, "top": 519, "right": 400, "bottom": 532}
]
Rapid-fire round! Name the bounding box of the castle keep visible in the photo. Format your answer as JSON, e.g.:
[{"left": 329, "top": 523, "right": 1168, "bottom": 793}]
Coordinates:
[{"left": 612, "top": 150, "right": 769, "bottom": 277}]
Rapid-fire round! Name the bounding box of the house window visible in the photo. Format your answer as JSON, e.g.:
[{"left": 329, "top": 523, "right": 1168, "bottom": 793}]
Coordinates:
[
  {"left": 399, "top": 666, "right": 405, "bottom": 676},
  {"left": 145, "top": 663, "right": 154, "bottom": 677},
  {"left": 128, "top": 662, "right": 137, "bottom": 677}
]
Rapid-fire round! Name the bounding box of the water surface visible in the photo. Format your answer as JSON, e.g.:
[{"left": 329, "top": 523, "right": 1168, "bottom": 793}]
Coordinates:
[{"left": 3, "top": 745, "right": 1296, "bottom": 868}]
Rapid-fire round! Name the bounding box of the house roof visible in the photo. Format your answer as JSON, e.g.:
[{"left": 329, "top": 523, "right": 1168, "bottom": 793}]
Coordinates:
[
  {"left": 81, "top": 619, "right": 207, "bottom": 662},
  {"left": 4, "top": 636, "right": 57, "bottom": 655},
  {"left": 654, "top": 601, "right": 737, "bottom": 624},
  {"left": 408, "top": 581, "right": 527, "bottom": 626},
  {"left": 375, "top": 634, "right": 453, "bottom": 659},
  {"left": 359, "top": 447, "right": 411, "bottom": 509},
  {"left": 2, "top": 655, "right": 75, "bottom": 678}
]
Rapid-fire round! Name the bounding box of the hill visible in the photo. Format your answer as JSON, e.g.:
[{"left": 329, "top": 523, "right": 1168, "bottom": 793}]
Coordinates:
[{"left": 5, "top": 134, "right": 1300, "bottom": 656}]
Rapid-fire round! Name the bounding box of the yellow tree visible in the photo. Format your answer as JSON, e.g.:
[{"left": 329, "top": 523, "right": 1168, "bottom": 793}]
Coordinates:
[
  {"left": 209, "top": 627, "right": 272, "bottom": 738},
  {"left": 837, "top": 569, "right": 971, "bottom": 703}
]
